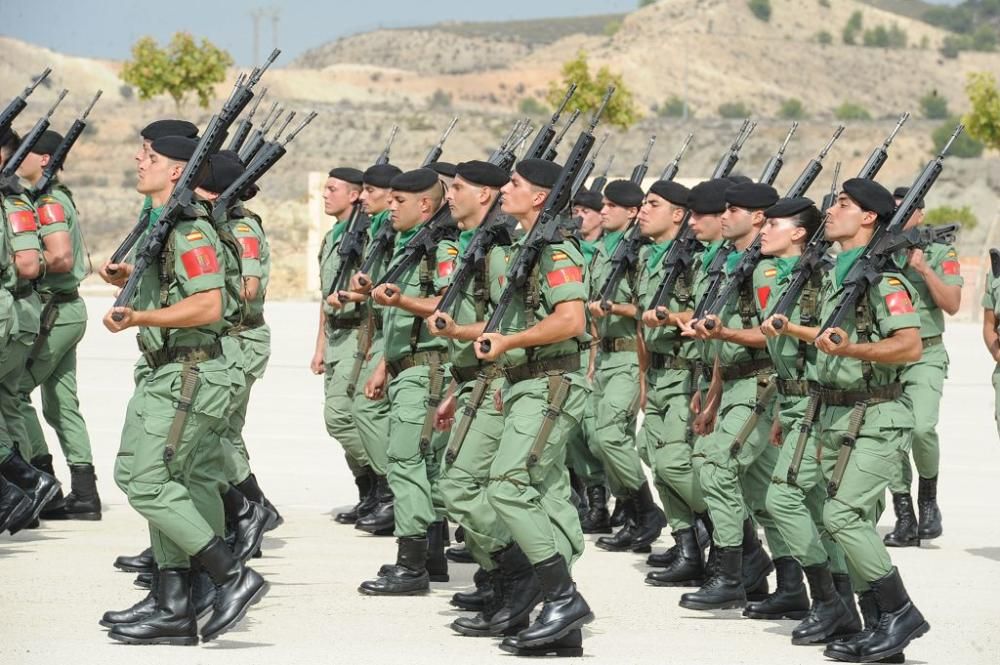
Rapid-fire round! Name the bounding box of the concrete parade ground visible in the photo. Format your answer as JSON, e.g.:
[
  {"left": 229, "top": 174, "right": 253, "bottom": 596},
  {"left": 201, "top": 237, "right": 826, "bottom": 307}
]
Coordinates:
[{"left": 1, "top": 296, "right": 998, "bottom": 665}]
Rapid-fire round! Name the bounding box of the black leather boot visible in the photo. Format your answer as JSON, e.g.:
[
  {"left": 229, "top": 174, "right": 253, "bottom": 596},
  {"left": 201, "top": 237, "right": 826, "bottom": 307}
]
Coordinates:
[
  {"left": 629, "top": 481, "right": 667, "bottom": 551},
  {"left": 743, "top": 556, "right": 810, "bottom": 620},
  {"left": 452, "top": 569, "right": 503, "bottom": 637},
  {"left": 580, "top": 485, "right": 612, "bottom": 534},
  {"left": 359, "top": 536, "right": 430, "bottom": 595},
  {"left": 508, "top": 554, "right": 593, "bottom": 648},
  {"left": 916, "top": 475, "right": 942, "bottom": 540},
  {"left": 355, "top": 475, "right": 394, "bottom": 535},
  {"left": 60, "top": 463, "right": 102, "bottom": 520},
  {"left": 883, "top": 493, "right": 920, "bottom": 548},
  {"left": 609, "top": 497, "right": 627, "bottom": 527},
  {"left": 646, "top": 542, "right": 678, "bottom": 568},
  {"left": 500, "top": 628, "right": 584, "bottom": 656},
  {"left": 426, "top": 520, "right": 450, "bottom": 582},
  {"left": 114, "top": 547, "right": 154, "bottom": 573},
  {"left": 235, "top": 473, "right": 283, "bottom": 531},
  {"left": 825, "top": 571, "right": 923, "bottom": 664},
  {"left": 101, "top": 563, "right": 159, "bottom": 628},
  {"left": 134, "top": 572, "right": 153, "bottom": 589},
  {"left": 646, "top": 527, "right": 706, "bottom": 587},
  {"left": 596, "top": 497, "right": 643, "bottom": 552},
  {"left": 108, "top": 568, "right": 198, "bottom": 645},
  {"left": 222, "top": 485, "right": 268, "bottom": 562},
  {"left": 31, "top": 454, "right": 68, "bottom": 518},
  {"left": 191, "top": 563, "right": 217, "bottom": 619},
  {"left": 679, "top": 546, "right": 746, "bottom": 610},
  {"left": 741, "top": 518, "right": 774, "bottom": 599},
  {"left": 0, "top": 449, "right": 60, "bottom": 524},
  {"left": 568, "top": 468, "right": 586, "bottom": 518},
  {"left": 488, "top": 543, "right": 543, "bottom": 635},
  {"left": 695, "top": 512, "right": 713, "bottom": 550},
  {"left": 446, "top": 544, "right": 475, "bottom": 563},
  {"left": 833, "top": 573, "right": 863, "bottom": 636},
  {"left": 335, "top": 469, "right": 373, "bottom": 524},
  {"left": 0, "top": 476, "right": 34, "bottom": 535},
  {"left": 451, "top": 566, "right": 494, "bottom": 611},
  {"left": 791, "top": 563, "right": 852, "bottom": 644},
  {"left": 195, "top": 536, "right": 269, "bottom": 641}
]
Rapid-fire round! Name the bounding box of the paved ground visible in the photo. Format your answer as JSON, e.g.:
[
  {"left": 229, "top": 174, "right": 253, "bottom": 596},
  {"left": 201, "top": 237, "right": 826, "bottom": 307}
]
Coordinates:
[{"left": 2, "top": 297, "right": 999, "bottom": 664}]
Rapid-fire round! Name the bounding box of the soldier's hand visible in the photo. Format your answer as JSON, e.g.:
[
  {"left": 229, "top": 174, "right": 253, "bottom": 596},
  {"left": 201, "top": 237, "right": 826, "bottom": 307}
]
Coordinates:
[
  {"left": 103, "top": 307, "right": 136, "bottom": 332},
  {"left": 310, "top": 350, "right": 325, "bottom": 375},
  {"left": 338, "top": 289, "right": 366, "bottom": 304},
  {"left": 493, "top": 388, "right": 503, "bottom": 412},
  {"left": 697, "top": 315, "right": 724, "bottom": 340},
  {"left": 588, "top": 301, "right": 609, "bottom": 319},
  {"left": 769, "top": 417, "right": 783, "bottom": 447},
  {"left": 365, "top": 364, "right": 387, "bottom": 400},
  {"left": 907, "top": 248, "right": 929, "bottom": 276},
  {"left": 427, "top": 312, "right": 456, "bottom": 338},
  {"left": 350, "top": 272, "right": 373, "bottom": 294},
  {"left": 434, "top": 394, "right": 457, "bottom": 431},
  {"left": 690, "top": 390, "right": 702, "bottom": 415},
  {"left": 815, "top": 327, "right": 852, "bottom": 356},
  {"left": 325, "top": 292, "right": 344, "bottom": 309},
  {"left": 475, "top": 333, "right": 507, "bottom": 362},
  {"left": 760, "top": 314, "right": 788, "bottom": 337},
  {"left": 692, "top": 408, "right": 717, "bottom": 436},
  {"left": 642, "top": 307, "right": 671, "bottom": 328},
  {"left": 99, "top": 261, "right": 131, "bottom": 287},
  {"left": 678, "top": 317, "right": 698, "bottom": 338},
  {"left": 372, "top": 284, "right": 401, "bottom": 307}
]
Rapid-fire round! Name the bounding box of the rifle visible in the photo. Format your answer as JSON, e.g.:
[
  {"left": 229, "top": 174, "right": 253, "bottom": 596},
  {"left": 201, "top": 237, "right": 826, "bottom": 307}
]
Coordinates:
[
  {"left": 542, "top": 109, "right": 580, "bottom": 162},
  {"left": 522, "top": 84, "right": 577, "bottom": 160},
  {"left": 647, "top": 120, "right": 757, "bottom": 318},
  {"left": 757, "top": 122, "right": 798, "bottom": 186},
  {"left": 375, "top": 125, "right": 398, "bottom": 166},
  {"left": 769, "top": 114, "right": 911, "bottom": 328},
  {"left": 569, "top": 132, "right": 608, "bottom": 200},
  {"left": 659, "top": 133, "right": 693, "bottom": 182},
  {"left": 630, "top": 135, "right": 656, "bottom": 185},
  {"left": 488, "top": 118, "right": 524, "bottom": 166},
  {"left": 479, "top": 86, "right": 615, "bottom": 354},
  {"left": 0, "top": 68, "right": 51, "bottom": 138},
  {"left": 237, "top": 101, "right": 282, "bottom": 165},
  {"left": 0, "top": 90, "right": 67, "bottom": 183},
  {"left": 34, "top": 90, "right": 103, "bottom": 196},
  {"left": 820, "top": 162, "right": 841, "bottom": 214},
  {"left": 992, "top": 248, "right": 1000, "bottom": 279},
  {"left": 589, "top": 154, "right": 614, "bottom": 195},
  {"left": 271, "top": 110, "right": 296, "bottom": 141},
  {"left": 378, "top": 204, "right": 458, "bottom": 296},
  {"left": 421, "top": 116, "right": 459, "bottom": 167},
  {"left": 821, "top": 125, "right": 964, "bottom": 344},
  {"left": 111, "top": 50, "right": 279, "bottom": 320},
  {"left": 225, "top": 87, "right": 267, "bottom": 153}
]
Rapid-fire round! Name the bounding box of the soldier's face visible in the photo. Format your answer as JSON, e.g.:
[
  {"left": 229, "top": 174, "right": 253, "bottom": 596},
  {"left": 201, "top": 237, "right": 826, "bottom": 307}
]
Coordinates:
[
  {"left": 136, "top": 149, "right": 180, "bottom": 195},
  {"left": 760, "top": 217, "right": 803, "bottom": 257},
  {"left": 361, "top": 185, "right": 390, "bottom": 215},
  {"left": 574, "top": 206, "right": 602, "bottom": 238},
  {"left": 447, "top": 176, "right": 482, "bottom": 229},
  {"left": 390, "top": 191, "right": 423, "bottom": 231},
  {"left": 600, "top": 199, "right": 634, "bottom": 232},
  {"left": 825, "top": 193, "right": 873, "bottom": 242},
  {"left": 135, "top": 139, "right": 151, "bottom": 165},
  {"left": 323, "top": 178, "right": 357, "bottom": 218},
  {"left": 16, "top": 152, "right": 45, "bottom": 181},
  {"left": 898, "top": 198, "right": 924, "bottom": 230},
  {"left": 638, "top": 194, "right": 675, "bottom": 239},
  {"left": 690, "top": 212, "right": 723, "bottom": 242},
  {"left": 721, "top": 205, "right": 755, "bottom": 240},
  {"left": 500, "top": 173, "right": 543, "bottom": 217}
]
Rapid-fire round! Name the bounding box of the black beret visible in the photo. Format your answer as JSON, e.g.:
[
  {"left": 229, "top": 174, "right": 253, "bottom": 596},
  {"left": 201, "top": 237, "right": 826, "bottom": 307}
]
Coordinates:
[
  {"left": 31, "top": 130, "right": 63, "bottom": 155},
  {"left": 429, "top": 161, "right": 457, "bottom": 178},
  {"left": 140, "top": 119, "right": 199, "bottom": 141},
  {"left": 390, "top": 168, "right": 440, "bottom": 193},
  {"left": 726, "top": 182, "right": 779, "bottom": 210},
  {"left": 515, "top": 158, "right": 561, "bottom": 189},
  {"left": 842, "top": 178, "right": 895, "bottom": 219},
  {"left": 150, "top": 136, "right": 198, "bottom": 161},
  {"left": 648, "top": 180, "right": 690, "bottom": 207},
  {"left": 726, "top": 174, "right": 753, "bottom": 185},
  {"left": 764, "top": 197, "right": 815, "bottom": 219},
  {"left": 572, "top": 189, "right": 603, "bottom": 212},
  {"left": 455, "top": 160, "right": 509, "bottom": 188},
  {"left": 604, "top": 179, "right": 644, "bottom": 208},
  {"left": 0, "top": 127, "right": 18, "bottom": 147},
  {"left": 200, "top": 151, "right": 245, "bottom": 194},
  {"left": 328, "top": 167, "right": 364, "bottom": 185},
  {"left": 892, "top": 186, "right": 924, "bottom": 210},
  {"left": 363, "top": 163, "right": 402, "bottom": 189},
  {"left": 687, "top": 179, "right": 731, "bottom": 215}
]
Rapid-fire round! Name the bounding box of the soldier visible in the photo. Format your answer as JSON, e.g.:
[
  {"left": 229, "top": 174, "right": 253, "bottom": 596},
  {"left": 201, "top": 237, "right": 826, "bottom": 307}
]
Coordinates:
[
  {"left": 474, "top": 158, "right": 593, "bottom": 656},
  {"left": 981, "top": 255, "right": 1000, "bottom": 438},
  {"left": 12, "top": 130, "right": 100, "bottom": 520},
  {"left": 311, "top": 166, "right": 373, "bottom": 522},
  {"left": 0, "top": 128, "right": 61, "bottom": 526},
  {"left": 587, "top": 179, "right": 665, "bottom": 554},
  {"left": 355, "top": 168, "right": 454, "bottom": 595},
  {"left": 883, "top": 187, "right": 961, "bottom": 548},
  {"left": 100, "top": 136, "right": 266, "bottom": 645}
]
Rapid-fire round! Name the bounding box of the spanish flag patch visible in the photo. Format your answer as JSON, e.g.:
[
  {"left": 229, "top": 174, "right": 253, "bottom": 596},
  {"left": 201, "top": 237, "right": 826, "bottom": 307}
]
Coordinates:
[
  {"left": 236, "top": 224, "right": 252, "bottom": 233},
  {"left": 887, "top": 278, "right": 902, "bottom": 286},
  {"left": 551, "top": 251, "right": 570, "bottom": 262},
  {"left": 763, "top": 268, "right": 777, "bottom": 278},
  {"left": 186, "top": 231, "right": 205, "bottom": 242},
  {"left": 446, "top": 247, "right": 458, "bottom": 257}
]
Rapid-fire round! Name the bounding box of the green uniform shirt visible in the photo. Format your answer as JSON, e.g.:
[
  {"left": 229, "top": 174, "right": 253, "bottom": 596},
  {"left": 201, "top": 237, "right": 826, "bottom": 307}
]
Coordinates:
[
  {"left": 31, "top": 182, "right": 87, "bottom": 294},
  {"left": 361, "top": 210, "right": 393, "bottom": 332},
  {"left": 381, "top": 222, "right": 454, "bottom": 362},
  {"left": 897, "top": 240, "right": 963, "bottom": 339},
  {"left": 589, "top": 231, "right": 637, "bottom": 340},
  {"left": 3, "top": 192, "right": 42, "bottom": 335},
  {"left": 982, "top": 273, "right": 1000, "bottom": 311},
  {"left": 318, "top": 217, "right": 352, "bottom": 319},
  {"left": 755, "top": 256, "right": 820, "bottom": 383},
  {"left": 637, "top": 240, "right": 698, "bottom": 359},
  {"left": 226, "top": 209, "right": 269, "bottom": 321},
  {"left": 437, "top": 229, "right": 501, "bottom": 370}
]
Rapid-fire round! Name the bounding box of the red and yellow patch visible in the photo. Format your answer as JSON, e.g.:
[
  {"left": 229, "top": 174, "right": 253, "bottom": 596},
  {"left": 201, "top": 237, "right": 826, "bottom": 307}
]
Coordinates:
[
  {"left": 884, "top": 291, "right": 915, "bottom": 316},
  {"left": 942, "top": 260, "right": 960, "bottom": 276},
  {"left": 757, "top": 286, "right": 771, "bottom": 309},
  {"left": 180, "top": 246, "right": 220, "bottom": 278},
  {"left": 763, "top": 268, "right": 777, "bottom": 278},
  {"left": 8, "top": 209, "right": 37, "bottom": 233},
  {"left": 551, "top": 251, "right": 570, "bottom": 262},
  {"left": 36, "top": 203, "right": 66, "bottom": 226},
  {"left": 236, "top": 224, "right": 252, "bottom": 233},
  {"left": 446, "top": 247, "right": 459, "bottom": 257},
  {"left": 239, "top": 236, "right": 260, "bottom": 259},
  {"left": 185, "top": 231, "right": 204, "bottom": 242},
  {"left": 437, "top": 260, "right": 454, "bottom": 278},
  {"left": 546, "top": 266, "right": 583, "bottom": 287}
]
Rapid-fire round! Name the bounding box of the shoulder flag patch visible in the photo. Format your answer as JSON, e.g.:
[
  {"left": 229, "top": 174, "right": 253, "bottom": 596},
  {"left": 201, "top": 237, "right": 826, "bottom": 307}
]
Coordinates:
[
  {"left": 437, "top": 260, "right": 455, "bottom": 278},
  {"left": 236, "top": 223, "right": 252, "bottom": 233},
  {"left": 180, "top": 246, "right": 219, "bottom": 278},
  {"left": 546, "top": 266, "right": 583, "bottom": 287},
  {"left": 37, "top": 202, "right": 66, "bottom": 226},
  {"left": 887, "top": 277, "right": 902, "bottom": 286},
  {"left": 942, "top": 260, "right": 960, "bottom": 276},
  {"left": 446, "top": 247, "right": 459, "bottom": 257},
  {"left": 186, "top": 231, "right": 205, "bottom": 242},
  {"left": 239, "top": 236, "right": 260, "bottom": 259},
  {"left": 885, "top": 291, "right": 915, "bottom": 316},
  {"left": 8, "top": 209, "right": 37, "bottom": 233},
  {"left": 763, "top": 268, "right": 777, "bottom": 278},
  {"left": 551, "top": 251, "right": 570, "bottom": 262}
]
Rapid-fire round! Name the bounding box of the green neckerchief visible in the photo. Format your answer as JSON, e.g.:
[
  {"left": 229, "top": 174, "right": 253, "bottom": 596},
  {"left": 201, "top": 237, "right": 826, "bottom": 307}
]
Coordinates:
[
  {"left": 394, "top": 224, "right": 420, "bottom": 253},
  {"left": 834, "top": 246, "right": 865, "bottom": 288},
  {"left": 646, "top": 239, "right": 672, "bottom": 271},
  {"left": 580, "top": 238, "right": 598, "bottom": 266},
  {"left": 369, "top": 210, "right": 389, "bottom": 238},
  {"left": 725, "top": 249, "right": 744, "bottom": 273},
  {"left": 330, "top": 218, "right": 349, "bottom": 246},
  {"left": 773, "top": 255, "right": 800, "bottom": 282},
  {"left": 148, "top": 203, "right": 165, "bottom": 227},
  {"left": 701, "top": 241, "right": 724, "bottom": 273},
  {"left": 458, "top": 229, "right": 476, "bottom": 254},
  {"left": 602, "top": 230, "right": 625, "bottom": 255}
]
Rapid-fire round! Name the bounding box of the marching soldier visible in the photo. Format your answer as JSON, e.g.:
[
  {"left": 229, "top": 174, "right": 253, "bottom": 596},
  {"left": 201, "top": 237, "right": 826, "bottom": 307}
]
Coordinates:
[
  {"left": 883, "top": 187, "right": 961, "bottom": 547},
  {"left": 982, "top": 252, "right": 1000, "bottom": 437}
]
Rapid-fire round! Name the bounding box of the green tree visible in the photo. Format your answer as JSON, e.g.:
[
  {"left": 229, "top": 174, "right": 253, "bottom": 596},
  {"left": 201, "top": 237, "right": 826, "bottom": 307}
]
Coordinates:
[
  {"left": 933, "top": 116, "right": 984, "bottom": 158},
  {"left": 779, "top": 98, "right": 807, "bottom": 120},
  {"left": 863, "top": 25, "right": 891, "bottom": 48},
  {"left": 963, "top": 71, "right": 1000, "bottom": 151},
  {"left": 519, "top": 97, "right": 548, "bottom": 116},
  {"left": 925, "top": 205, "right": 978, "bottom": 230},
  {"left": 843, "top": 10, "right": 863, "bottom": 45},
  {"left": 972, "top": 24, "right": 998, "bottom": 51},
  {"left": 638, "top": 0, "right": 657, "bottom": 6},
  {"left": 120, "top": 33, "right": 233, "bottom": 110},
  {"left": 748, "top": 0, "right": 771, "bottom": 22},
  {"left": 656, "top": 95, "right": 688, "bottom": 118},
  {"left": 834, "top": 101, "right": 872, "bottom": 121},
  {"left": 546, "top": 52, "right": 641, "bottom": 130},
  {"left": 718, "top": 101, "right": 752, "bottom": 119},
  {"left": 920, "top": 91, "right": 950, "bottom": 119},
  {"left": 816, "top": 30, "right": 833, "bottom": 45}
]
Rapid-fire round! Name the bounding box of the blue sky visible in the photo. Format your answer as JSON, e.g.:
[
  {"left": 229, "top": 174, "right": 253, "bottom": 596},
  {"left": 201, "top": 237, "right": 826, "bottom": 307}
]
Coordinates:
[{"left": 2, "top": 0, "right": 640, "bottom": 65}]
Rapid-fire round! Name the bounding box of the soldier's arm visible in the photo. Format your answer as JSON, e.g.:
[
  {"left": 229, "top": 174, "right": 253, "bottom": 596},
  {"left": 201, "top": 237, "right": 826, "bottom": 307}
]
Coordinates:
[
  {"left": 815, "top": 326, "right": 921, "bottom": 363},
  {"left": 696, "top": 316, "right": 766, "bottom": 348},
  {"left": 761, "top": 314, "right": 821, "bottom": 343},
  {"left": 243, "top": 276, "right": 261, "bottom": 301},
  {"left": 313, "top": 304, "right": 327, "bottom": 369},
  {"left": 14, "top": 248, "right": 41, "bottom": 280},
  {"left": 983, "top": 309, "right": 1000, "bottom": 362},
  {"left": 40, "top": 230, "right": 73, "bottom": 273},
  {"left": 909, "top": 247, "right": 962, "bottom": 315},
  {"left": 502, "top": 300, "right": 585, "bottom": 351},
  {"left": 392, "top": 292, "right": 441, "bottom": 318},
  {"left": 129, "top": 289, "right": 223, "bottom": 329}
]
